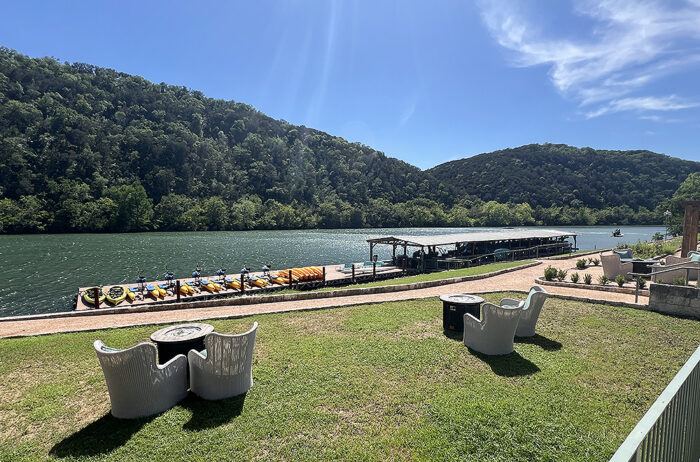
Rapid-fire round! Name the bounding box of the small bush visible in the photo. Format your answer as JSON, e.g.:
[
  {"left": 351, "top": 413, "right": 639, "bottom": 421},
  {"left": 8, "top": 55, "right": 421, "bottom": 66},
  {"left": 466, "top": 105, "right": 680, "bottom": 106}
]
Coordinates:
[
  {"left": 592, "top": 258, "right": 600, "bottom": 266},
  {"left": 636, "top": 277, "right": 646, "bottom": 289},
  {"left": 576, "top": 259, "right": 587, "bottom": 270},
  {"left": 557, "top": 269, "right": 567, "bottom": 282},
  {"left": 652, "top": 232, "right": 664, "bottom": 241},
  {"left": 587, "top": 258, "right": 594, "bottom": 265},
  {"left": 598, "top": 275, "right": 609, "bottom": 285},
  {"left": 570, "top": 272, "right": 579, "bottom": 283},
  {"left": 672, "top": 277, "right": 686, "bottom": 286},
  {"left": 615, "top": 274, "right": 626, "bottom": 287},
  {"left": 544, "top": 265, "right": 557, "bottom": 281},
  {"left": 584, "top": 273, "right": 592, "bottom": 284}
]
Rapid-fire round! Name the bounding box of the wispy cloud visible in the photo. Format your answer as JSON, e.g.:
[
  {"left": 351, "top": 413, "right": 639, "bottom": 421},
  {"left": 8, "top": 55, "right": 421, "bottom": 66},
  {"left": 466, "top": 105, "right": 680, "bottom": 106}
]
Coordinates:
[{"left": 477, "top": 0, "right": 700, "bottom": 119}]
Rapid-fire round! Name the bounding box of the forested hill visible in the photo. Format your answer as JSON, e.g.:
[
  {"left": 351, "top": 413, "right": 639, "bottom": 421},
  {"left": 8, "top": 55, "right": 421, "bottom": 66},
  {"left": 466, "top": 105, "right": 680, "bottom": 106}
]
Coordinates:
[
  {"left": 0, "top": 48, "right": 452, "bottom": 232},
  {"left": 428, "top": 144, "right": 700, "bottom": 210}
]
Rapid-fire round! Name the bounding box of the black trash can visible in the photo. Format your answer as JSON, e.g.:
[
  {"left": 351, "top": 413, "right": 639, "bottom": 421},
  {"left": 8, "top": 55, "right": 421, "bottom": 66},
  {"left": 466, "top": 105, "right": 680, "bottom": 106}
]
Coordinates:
[{"left": 440, "top": 294, "right": 484, "bottom": 332}]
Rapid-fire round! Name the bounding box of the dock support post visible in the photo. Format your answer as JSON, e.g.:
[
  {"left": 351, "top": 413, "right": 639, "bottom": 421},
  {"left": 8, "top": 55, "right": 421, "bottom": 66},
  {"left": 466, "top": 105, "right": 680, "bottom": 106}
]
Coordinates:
[
  {"left": 93, "top": 287, "right": 100, "bottom": 309},
  {"left": 176, "top": 280, "right": 181, "bottom": 302},
  {"left": 352, "top": 264, "right": 355, "bottom": 283},
  {"left": 241, "top": 273, "right": 245, "bottom": 294},
  {"left": 289, "top": 270, "right": 293, "bottom": 289},
  {"left": 402, "top": 258, "right": 406, "bottom": 274},
  {"left": 370, "top": 242, "right": 375, "bottom": 262},
  {"left": 322, "top": 266, "right": 326, "bottom": 287},
  {"left": 373, "top": 261, "right": 376, "bottom": 280}
]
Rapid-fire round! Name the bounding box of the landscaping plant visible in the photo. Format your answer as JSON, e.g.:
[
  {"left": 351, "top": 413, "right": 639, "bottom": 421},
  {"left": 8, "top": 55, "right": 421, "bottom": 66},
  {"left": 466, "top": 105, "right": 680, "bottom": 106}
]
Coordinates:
[
  {"left": 570, "top": 272, "right": 579, "bottom": 283},
  {"left": 592, "top": 258, "right": 600, "bottom": 266},
  {"left": 672, "top": 276, "right": 686, "bottom": 285},
  {"left": 636, "top": 277, "right": 646, "bottom": 289},
  {"left": 544, "top": 265, "right": 557, "bottom": 281},
  {"left": 598, "top": 275, "right": 609, "bottom": 285},
  {"left": 576, "top": 259, "right": 587, "bottom": 270},
  {"left": 615, "top": 275, "right": 626, "bottom": 287},
  {"left": 584, "top": 273, "right": 593, "bottom": 284},
  {"left": 557, "top": 269, "right": 567, "bottom": 282}
]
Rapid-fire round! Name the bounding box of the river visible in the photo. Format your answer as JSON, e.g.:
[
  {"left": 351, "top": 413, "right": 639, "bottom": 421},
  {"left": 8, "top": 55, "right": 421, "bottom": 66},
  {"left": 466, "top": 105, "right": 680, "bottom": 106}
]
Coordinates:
[{"left": 0, "top": 225, "right": 665, "bottom": 317}]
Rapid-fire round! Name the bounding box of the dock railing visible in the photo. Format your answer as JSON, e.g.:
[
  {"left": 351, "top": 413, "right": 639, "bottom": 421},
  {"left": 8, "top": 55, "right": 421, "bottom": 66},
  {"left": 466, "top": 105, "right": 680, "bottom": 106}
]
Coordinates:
[
  {"left": 629, "top": 261, "right": 700, "bottom": 303},
  {"left": 610, "top": 344, "right": 700, "bottom": 462}
]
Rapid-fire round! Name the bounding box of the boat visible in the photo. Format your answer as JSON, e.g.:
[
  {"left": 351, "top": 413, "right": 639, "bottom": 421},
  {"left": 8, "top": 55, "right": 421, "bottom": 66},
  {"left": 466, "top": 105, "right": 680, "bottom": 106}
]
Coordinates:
[
  {"left": 184, "top": 281, "right": 197, "bottom": 294},
  {"left": 249, "top": 275, "right": 268, "bottom": 288},
  {"left": 105, "top": 285, "right": 127, "bottom": 305},
  {"left": 179, "top": 283, "right": 190, "bottom": 296},
  {"left": 157, "top": 284, "right": 168, "bottom": 297},
  {"left": 146, "top": 285, "right": 159, "bottom": 299},
  {"left": 82, "top": 288, "right": 105, "bottom": 306},
  {"left": 225, "top": 277, "right": 242, "bottom": 290},
  {"left": 211, "top": 281, "right": 222, "bottom": 291},
  {"left": 612, "top": 229, "right": 624, "bottom": 237},
  {"left": 199, "top": 279, "right": 216, "bottom": 293},
  {"left": 126, "top": 287, "right": 137, "bottom": 302}
]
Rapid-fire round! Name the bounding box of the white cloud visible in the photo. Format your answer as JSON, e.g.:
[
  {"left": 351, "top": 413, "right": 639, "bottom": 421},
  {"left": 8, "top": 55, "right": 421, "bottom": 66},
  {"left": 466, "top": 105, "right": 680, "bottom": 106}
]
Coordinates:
[{"left": 477, "top": 0, "right": 700, "bottom": 118}]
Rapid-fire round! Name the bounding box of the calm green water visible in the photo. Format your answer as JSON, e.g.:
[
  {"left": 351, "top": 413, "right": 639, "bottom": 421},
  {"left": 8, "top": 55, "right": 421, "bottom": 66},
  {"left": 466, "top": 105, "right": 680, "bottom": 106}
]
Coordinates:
[{"left": 0, "top": 226, "right": 664, "bottom": 317}]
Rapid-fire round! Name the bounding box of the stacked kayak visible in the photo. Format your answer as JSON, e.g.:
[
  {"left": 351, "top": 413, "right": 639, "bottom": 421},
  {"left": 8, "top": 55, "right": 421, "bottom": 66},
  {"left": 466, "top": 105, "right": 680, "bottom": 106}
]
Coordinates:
[
  {"left": 105, "top": 286, "right": 127, "bottom": 305},
  {"left": 272, "top": 267, "right": 323, "bottom": 283}
]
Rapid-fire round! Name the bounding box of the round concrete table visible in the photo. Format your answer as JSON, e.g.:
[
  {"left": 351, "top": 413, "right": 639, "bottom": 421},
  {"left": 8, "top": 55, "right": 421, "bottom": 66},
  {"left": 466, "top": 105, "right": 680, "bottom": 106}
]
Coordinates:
[
  {"left": 440, "top": 294, "right": 485, "bottom": 332},
  {"left": 150, "top": 323, "right": 214, "bottom": 364}
]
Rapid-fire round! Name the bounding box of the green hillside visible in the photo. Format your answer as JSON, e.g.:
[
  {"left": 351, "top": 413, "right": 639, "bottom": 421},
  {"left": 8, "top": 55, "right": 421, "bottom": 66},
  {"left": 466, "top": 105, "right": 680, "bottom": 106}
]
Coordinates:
[
  {"left": 0, "top": 48, "right": 452, "bottom": 232},
  {"left": 428, "top": 143, "right": 700, "bottom": 210},
  {"left": 0, "top": 48, "right": 691, "bottom": 233}
]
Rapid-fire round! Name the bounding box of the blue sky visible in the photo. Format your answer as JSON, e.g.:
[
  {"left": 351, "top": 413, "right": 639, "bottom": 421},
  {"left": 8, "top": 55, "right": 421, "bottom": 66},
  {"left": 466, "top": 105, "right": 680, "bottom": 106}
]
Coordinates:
[{"left": 1, "top": 0, "right": 700, "bottom": 168}]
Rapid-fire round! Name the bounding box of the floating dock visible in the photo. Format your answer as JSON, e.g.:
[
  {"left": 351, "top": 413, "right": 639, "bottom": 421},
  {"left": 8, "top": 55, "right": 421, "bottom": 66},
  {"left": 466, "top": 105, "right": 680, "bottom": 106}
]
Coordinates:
[{"left": 75, "top": 263, "right": 402, "bottom": 311}]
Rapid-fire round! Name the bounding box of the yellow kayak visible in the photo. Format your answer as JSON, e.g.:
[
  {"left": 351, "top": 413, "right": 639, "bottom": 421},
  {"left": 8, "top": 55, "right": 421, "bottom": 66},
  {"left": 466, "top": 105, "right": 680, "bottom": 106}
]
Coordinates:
[
  {"left": 156, "top": 284, "right": 167, "bottom": 297},
  {"left": 200, "top": 279, "right": 216, "bottom": 293},
  {"left": 249, "top": 276, "right": 268, "bottom": 288},
  {"left": 126, "top": 288, "right": 136, "bottom": 302},
  {"left": 211, "top": 281, "right": 222, "bottom": 291}
]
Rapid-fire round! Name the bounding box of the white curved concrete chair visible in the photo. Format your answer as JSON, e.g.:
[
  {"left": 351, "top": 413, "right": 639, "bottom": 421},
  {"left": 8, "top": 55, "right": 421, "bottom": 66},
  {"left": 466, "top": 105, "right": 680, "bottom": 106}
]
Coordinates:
[
  {"left": 93, "top": 340, "right": 188, "bottom": 419},
  {"left": 500, "top": 286, "right": 549, "bottom": 337},
  {"left": 463, "top": 303, "right": 522, "bottom": 355},
  {"left": 188, "top": 322, "right": 258, "bottom": 400},
  {"left": 601, "top": 253, "right": 633, "bottom": 280}
]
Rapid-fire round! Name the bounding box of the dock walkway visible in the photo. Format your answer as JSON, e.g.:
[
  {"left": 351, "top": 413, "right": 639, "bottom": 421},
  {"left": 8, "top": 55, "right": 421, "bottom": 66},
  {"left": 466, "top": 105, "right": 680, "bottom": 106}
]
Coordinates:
[{"left": 0, "top": 255, "right": 645, "bottom": 338}]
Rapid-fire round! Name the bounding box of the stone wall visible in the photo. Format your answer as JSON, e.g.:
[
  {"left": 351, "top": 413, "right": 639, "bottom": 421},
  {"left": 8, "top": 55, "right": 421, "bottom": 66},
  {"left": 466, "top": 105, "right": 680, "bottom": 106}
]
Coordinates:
[{"left": 648, "top": 283, "right": 700, "bottom": 319}]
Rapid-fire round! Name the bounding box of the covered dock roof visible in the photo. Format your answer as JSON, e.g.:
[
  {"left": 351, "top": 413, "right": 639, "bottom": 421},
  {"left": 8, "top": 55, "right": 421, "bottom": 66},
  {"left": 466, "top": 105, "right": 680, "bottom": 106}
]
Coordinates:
[{"left": 367, "top": 229, "right": 576, "bottom": 248}]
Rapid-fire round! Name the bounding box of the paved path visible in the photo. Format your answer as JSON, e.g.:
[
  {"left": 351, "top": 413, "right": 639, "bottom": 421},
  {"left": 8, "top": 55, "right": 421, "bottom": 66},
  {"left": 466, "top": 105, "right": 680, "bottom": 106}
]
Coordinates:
[{"left": 0, "top": 256, "right": 645, "bottom": 338}]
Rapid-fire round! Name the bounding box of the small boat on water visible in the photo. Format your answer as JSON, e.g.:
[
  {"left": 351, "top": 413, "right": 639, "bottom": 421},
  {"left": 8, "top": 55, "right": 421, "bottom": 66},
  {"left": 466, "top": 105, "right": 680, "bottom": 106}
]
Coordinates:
[
  {"left": 82, "top": 288, "right": 105, "bottom": 305},
  {"left": 612, "top": 228, "right": 624, "bottom": 237},
  {"left": 105, "top": 286, "right": 127, "bottom": 305}
]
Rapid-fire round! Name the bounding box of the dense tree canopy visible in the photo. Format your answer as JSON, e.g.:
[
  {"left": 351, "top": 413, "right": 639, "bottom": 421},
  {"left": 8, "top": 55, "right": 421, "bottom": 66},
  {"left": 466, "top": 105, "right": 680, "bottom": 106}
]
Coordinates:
[{"left": 0, "top": 48, "right": 688, "bottom": 233}]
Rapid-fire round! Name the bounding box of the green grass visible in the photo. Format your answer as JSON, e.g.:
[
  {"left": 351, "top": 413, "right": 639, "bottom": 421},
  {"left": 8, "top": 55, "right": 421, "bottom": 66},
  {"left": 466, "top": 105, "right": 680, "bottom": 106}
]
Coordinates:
[
  {"left": 265, "top": 260, "right": 534, "bottom": 295},
  {"left": 1, "top": 295, "right": 698, "bottom": 461}
]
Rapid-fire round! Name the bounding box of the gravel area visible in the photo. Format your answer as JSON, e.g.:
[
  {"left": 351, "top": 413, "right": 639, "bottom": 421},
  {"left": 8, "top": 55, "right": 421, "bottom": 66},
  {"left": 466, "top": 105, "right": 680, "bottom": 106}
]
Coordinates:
[{"left": 0, "top": 255, "right": 647, "bottom": 338}]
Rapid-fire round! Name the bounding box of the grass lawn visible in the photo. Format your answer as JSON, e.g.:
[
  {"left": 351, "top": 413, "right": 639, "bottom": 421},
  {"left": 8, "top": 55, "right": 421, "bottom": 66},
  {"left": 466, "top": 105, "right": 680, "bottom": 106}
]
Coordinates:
[
  {"left": 1, "top": 294, "right": 698, "bottom": 461},
  {"left": 267, "top": 260, "right": 534, "bottom": 295}
]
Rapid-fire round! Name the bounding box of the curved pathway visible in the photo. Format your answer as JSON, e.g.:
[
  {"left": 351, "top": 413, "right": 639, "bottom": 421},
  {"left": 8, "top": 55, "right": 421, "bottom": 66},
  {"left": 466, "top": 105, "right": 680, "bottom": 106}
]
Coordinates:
[{"left": 0, "top": 256, "right": 644, "bottom": 338}]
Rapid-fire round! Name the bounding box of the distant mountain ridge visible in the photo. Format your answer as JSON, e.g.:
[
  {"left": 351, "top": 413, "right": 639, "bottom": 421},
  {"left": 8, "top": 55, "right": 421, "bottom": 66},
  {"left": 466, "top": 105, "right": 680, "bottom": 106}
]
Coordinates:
[
  {"left": 0, "top": 47, "right": 694, "bottom": 233},
  {"left": 428, "top": 143, "right": 700, "bottom": 210}
]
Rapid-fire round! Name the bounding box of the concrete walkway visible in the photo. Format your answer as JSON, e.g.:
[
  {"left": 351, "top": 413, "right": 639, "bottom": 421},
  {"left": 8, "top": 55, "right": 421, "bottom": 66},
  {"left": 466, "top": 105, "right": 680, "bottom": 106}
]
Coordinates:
[{"left": 0, "top": 256, "right": 646, "bottom": 338}]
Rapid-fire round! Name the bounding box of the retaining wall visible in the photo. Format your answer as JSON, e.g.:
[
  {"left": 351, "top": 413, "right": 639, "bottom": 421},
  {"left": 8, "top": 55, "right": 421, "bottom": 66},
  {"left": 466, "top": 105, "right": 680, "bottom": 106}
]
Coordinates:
[{"left": 648, "top": 283, "right": 700, "bottom": 319}]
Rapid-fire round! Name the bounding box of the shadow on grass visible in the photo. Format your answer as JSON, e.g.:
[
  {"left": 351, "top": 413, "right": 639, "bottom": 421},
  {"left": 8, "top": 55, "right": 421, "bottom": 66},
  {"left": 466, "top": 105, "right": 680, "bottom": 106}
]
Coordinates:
[
  {"left": 515, "top": 334, "right": 562, "bottom": 351},
  {"left": 50, "top": 413, "right": 152, "bottom": 458},
  {"left": 443, "top": 329, "right": 463, "bottom": 342},
  {"left": 468, "top": 349, "right": 540, "bottom": 377},
  {"left": 181, "top": 392, "right": 246, "bottom": 431}
]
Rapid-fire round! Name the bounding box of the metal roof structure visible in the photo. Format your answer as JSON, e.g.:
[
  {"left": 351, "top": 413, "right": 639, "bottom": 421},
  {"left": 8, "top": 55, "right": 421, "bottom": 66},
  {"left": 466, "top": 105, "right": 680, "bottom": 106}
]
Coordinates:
[{"left": 367, "top": 229, "right": 576, "bottom": 248}]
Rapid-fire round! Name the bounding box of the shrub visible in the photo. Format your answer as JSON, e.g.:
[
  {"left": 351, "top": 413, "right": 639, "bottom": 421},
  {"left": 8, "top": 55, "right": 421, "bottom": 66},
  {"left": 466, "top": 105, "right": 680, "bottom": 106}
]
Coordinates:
[
  {"left": 570, "top": 272, "right": 579, "bottom": 283},
  {"left": 636, "top": 277, "right": 646, "bottom": 289},
  {"left": 598, "top": 275, "right": 609, "bottom": 285},
  {"left": 584, "top": 273, "right": 592, "bottom": 284},
  {"left": 557, "top": 269, "right": 567, "bottom": 282},
  {"left": 615, "top": 274, "right": 626, "bottom": 287},
  {"left": 592, "top": 258, "right": 600, "bottom": 266},
  {"left": 576, "top": 259, "right": 587, "bottom": 270},
  {"left": 672, "top": 277, "right": 686, "bottom": 286},
  {"left": 587, "top": 258, "right": 594, "bottom": 265},
  {"left": 544, "top": 265, "right": 557, "bottom": 281},
  {"left": 652, "top": 232, "right": 664, "bottom": 241}
]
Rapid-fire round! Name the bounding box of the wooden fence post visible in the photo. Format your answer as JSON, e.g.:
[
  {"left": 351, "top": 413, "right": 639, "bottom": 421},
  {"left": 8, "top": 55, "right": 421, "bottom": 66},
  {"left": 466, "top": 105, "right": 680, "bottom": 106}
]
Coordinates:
[
  {"left": 93, "top": 287, "right": 100, "bottom": 309},
  {"left": 373, "top": 261, "right": 376, "bottom": 280},
  {"left": 176, "top": 280, "right": 181, "bottom": 302},
  {"left": 241, "top": 273, "right": 245, "bottom": 294},
  {"left": 351, "top": 264, "right": 355, "bottom": 283},
  {"left": 322, "top": 266, "right": 326, "bottom": 287},
  {"left": 289, "top": 269, "right": 293, "bottom": 289}
]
